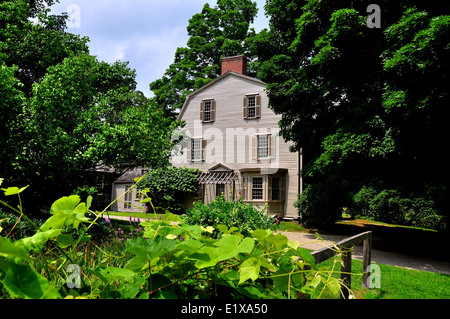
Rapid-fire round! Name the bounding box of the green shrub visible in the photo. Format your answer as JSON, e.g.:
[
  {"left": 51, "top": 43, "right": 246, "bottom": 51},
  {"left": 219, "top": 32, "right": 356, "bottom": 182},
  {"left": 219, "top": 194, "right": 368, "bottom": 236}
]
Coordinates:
[
  {"left": 185, "top": 195, "right": 277, "bottom": 238},
  {"left": 351, "top": 185, "right": 378, "bottom": 218},
  {"left": 295, "top": 183, "right": 342, "bottom": 229},
  {"left": 350, "top": 186, "right": 447, "bottom": 231},
  {"left": 138, "top": 166, "right": 200, "bottom": 213},
  {"left": 1, "top": 180, "right": 346, "bottom": 300},
  {"left": 369, "top": 189, "right": 408, "bottom": 225}
]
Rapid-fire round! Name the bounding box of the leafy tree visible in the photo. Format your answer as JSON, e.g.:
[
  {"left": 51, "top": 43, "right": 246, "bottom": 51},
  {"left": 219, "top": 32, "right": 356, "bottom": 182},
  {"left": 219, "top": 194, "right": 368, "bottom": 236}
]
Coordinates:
[
  {"left": 0, "top": 1, "right": 179, "bottom": 212},
  {"left": 0, "top": 62, "right": 25, "bottom": 185},
  {"left": 14, "top": 54, "right": 177, "bottom": 210},
  {"left": 256, "top": 0, "right": 450, "bottom": 227},
  {"left": 0, "top": 0, "right": 89, "bottom": 96},
  {"left": 150, "top": 0, "right": 258, "bottom": 117}
]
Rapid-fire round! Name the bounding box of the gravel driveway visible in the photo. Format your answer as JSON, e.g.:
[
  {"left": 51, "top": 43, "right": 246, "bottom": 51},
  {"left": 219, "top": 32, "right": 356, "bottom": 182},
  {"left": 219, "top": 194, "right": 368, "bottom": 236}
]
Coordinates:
[{"left": 278, "top": 231, "right": 450, "bottom": 275}]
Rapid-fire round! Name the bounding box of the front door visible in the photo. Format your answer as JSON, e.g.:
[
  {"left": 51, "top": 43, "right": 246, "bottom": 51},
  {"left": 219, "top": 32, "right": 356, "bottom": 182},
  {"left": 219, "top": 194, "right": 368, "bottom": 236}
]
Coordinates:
[{"left": 216, "top": 184, "right": 225, "bottom": 198}]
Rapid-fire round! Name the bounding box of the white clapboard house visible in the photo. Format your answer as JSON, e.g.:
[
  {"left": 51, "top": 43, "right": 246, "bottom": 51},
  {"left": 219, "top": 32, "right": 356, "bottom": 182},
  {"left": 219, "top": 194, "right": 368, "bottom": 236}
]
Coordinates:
[{"left": 171, "top": 55, "right": 302, "bottom": 218}]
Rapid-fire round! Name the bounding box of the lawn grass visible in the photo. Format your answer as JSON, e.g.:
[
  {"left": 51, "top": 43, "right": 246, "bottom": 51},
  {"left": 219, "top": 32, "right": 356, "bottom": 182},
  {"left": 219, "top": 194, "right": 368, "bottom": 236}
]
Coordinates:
[
  {"left": 278, "top": 221, "right": 308, "bottom": 233},
  {"left": 315, "top": 258, "right": 450, "bottom": 299}
]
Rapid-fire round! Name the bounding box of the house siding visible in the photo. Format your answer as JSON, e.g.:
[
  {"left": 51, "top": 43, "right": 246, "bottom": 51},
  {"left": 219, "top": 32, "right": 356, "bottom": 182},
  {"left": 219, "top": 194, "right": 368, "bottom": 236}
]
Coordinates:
[{"left": 172, "top": 72, "right": 300, "bottom": 218}]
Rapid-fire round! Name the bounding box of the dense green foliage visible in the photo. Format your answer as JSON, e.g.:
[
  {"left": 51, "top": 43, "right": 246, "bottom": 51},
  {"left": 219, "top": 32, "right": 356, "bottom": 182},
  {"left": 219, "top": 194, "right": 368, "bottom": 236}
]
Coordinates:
[
  {"left": 185, "top": 195, "right": 277, "bottom": 238},
  {"left": 150, "top": 0, "right": 259, "bottom": 117},
  {"left": 17, "top": 53, "right": 177, "bottom": 207},
  {"left": 0, "top": 179, "right": 346, "bottom": 299},
  {"left": 254, "top": 0, "right": 450, "bottom": 229},
  {"left": 0, "top": 0, "right": 90, "bottom": 97},
  {"left": 0, "top": 1, "right": 178, "bottom": 213},
  {"left": 350, "top": 186, "right": 446, "bottom": 232},
  {"left": 138, "top": 167, "right": 201, "bottom": 214}
]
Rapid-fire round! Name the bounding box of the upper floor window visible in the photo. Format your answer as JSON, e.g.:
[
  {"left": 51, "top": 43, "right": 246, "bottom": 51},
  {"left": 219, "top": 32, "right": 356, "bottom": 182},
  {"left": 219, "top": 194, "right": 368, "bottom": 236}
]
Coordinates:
[
  {"left": 190, "top": 138, "right": 206, "bottom": 162},
  {"left": 200, "top": 99, "right": 215, "bottom": 123},
  {"left": 243, "top": 94, "right": 261, "bottom": 120},
  {"left": 252, "top": 133, "right": 274, "bottom": 162},
  {"left": 257, "top": 134, "right": 270, "bottom": 159}
]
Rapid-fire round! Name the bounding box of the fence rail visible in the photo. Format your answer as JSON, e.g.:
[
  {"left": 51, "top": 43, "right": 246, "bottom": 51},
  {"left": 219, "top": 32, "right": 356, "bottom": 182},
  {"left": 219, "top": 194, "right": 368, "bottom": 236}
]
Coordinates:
[{"left": 311, "top": 231, "right": 373, "bottom": 299}]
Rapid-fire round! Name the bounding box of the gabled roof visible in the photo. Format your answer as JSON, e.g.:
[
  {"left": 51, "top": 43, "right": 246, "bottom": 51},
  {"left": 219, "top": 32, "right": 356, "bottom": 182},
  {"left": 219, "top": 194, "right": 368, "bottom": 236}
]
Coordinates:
[
  {"left": 177, "top": 71, "right": 266, "bottom": 121},
  {"left": 208, "top": 163, "right": 233, "bottom": 172}
]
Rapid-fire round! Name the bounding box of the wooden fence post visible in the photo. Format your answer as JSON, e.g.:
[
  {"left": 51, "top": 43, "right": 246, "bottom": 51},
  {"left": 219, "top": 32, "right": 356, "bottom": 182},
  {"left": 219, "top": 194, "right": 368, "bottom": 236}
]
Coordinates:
[
  {"left": 362, "top": 235, "right": 372, "bottom": 289},
  {"left": 311, "top": 231, "right": 373, "bottom": 299},
  {"left": 340, "top": 246, "right": 352, "bottom": 299}
]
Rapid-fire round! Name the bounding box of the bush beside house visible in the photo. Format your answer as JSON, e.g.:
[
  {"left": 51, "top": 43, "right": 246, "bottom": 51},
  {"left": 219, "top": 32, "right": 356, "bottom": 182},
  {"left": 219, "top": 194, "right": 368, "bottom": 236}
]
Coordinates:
[
  {"left": 138, "top": 166, "right": 201, "bottom": 214},
  {"left": 185, "top": 195, "right": 277, "bottom": 238}
]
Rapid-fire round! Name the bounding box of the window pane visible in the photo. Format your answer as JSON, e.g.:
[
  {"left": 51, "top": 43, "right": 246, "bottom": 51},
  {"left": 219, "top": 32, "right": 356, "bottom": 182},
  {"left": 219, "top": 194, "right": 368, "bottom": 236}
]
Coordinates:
[
  {"left": 203, "top": 101, "right": 211, "bottom": 122},
  {"left": 247, "top": 96, "right": 256, "bottom": 118},
  {"left": 124, "top": 186, "right": 132, "bottom": 209},
  {"left": 252, "top": 177, "right": 263, "bottom": 200},
  {"left": 248, "top": 96, "right": 256, "bottom": 107},
  {"left": 248, "top": 107, "right": 256, "bottom": 118},
  {"left": 258, "top": 135, "right": 269, "bottom": 158},
  {"left": 191, "top": 139, "right": 201, "bottom": 161}
]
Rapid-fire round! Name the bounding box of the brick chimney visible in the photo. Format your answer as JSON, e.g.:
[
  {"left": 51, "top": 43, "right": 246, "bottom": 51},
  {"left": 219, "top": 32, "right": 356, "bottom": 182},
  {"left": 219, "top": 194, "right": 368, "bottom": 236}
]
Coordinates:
[{"left": 221, "top": 55, "right": 247, "bottom": 75}]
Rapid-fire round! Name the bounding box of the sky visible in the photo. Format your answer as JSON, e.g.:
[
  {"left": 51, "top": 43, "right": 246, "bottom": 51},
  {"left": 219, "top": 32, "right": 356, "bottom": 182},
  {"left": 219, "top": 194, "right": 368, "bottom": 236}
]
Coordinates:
[{"left": 49, "top": 0, "right": 269, "bottom": 98}]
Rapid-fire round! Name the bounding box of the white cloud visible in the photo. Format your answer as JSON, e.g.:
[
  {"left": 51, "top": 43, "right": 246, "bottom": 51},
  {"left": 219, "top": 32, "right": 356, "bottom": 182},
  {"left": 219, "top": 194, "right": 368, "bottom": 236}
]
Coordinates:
[{"left": 50, "top": 0, "right": 268, "bottom": 97}]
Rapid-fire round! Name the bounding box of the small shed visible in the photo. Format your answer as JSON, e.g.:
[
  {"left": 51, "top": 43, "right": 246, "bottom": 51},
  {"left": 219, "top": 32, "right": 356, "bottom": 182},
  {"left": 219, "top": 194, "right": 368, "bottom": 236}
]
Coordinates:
[{"left": 110, "top": 167, "right": 148, "bottom": 212}]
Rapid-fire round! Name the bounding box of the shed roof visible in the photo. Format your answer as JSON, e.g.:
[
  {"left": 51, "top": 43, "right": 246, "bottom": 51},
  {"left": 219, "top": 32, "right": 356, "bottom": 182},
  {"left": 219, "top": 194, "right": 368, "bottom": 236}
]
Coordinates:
[{"left": 114, "top": 167, "right": 148, "bottom": 183}]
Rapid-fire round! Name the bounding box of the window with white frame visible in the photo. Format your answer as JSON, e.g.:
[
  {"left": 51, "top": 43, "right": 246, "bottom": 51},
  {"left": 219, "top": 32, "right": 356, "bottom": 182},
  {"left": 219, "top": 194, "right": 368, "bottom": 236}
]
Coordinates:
[
  {"left": 257, "top": 134, "right": 269, "bottom": 159},
  {"left": 252, "top": 177, "right": 263, "bottom": 200},
  {"left": 124, "top": 185, "right": 132, "bottom": 209},
  {"left": 191, "top": 138, "right": 202, "bottom": 161}
]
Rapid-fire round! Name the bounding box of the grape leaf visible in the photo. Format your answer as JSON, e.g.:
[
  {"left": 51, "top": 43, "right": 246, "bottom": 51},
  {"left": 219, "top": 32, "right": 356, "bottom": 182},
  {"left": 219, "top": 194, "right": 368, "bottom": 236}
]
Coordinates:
[
  {"left": 2, "top": 264, "right": 61, "bottom": 299},
  {"left": 238, "top": 257, "right": 260, "bottom": 284}
]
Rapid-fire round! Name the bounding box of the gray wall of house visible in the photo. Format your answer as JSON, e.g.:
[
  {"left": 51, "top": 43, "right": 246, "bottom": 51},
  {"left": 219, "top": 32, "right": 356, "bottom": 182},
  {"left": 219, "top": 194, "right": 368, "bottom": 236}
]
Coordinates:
[{"left": 172, "top": 73, "right": 300, "bottom": 218}]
